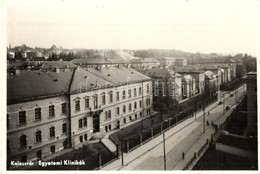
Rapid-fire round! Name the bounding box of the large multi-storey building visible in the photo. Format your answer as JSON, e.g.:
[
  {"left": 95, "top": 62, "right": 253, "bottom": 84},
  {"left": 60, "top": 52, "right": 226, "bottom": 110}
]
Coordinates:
[
  {"left": 245, "top": 72, "right": 257, "bottom": 137},
  {"left": 140, "top": 67, "right": 182, "bottom": 110},
  {"left": 7, "top": 69, "right": 73, "bottom": 164},
  {"left": 7, "top": 65, "right": 153, "bottom": 164}
]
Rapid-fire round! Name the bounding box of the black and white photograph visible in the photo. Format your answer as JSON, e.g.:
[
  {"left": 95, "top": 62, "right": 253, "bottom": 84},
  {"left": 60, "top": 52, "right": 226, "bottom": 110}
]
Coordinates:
[{"left": 1, "top": 0, "right": 259, "bottom": 172}]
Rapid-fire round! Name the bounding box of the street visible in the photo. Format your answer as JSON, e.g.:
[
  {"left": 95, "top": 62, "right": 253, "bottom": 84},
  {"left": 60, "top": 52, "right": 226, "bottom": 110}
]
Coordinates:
[{"left": 101, "top": 85, "right": 246, "bottom": 170}]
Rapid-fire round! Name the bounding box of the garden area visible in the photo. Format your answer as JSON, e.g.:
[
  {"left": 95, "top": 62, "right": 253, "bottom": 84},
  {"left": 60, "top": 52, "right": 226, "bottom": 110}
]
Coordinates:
[
  {"left": 30, "top": 142, "right": 116, "bottom": 170},
  {"left": 110, "top": 93, "right": 218, "bottom": 152}
]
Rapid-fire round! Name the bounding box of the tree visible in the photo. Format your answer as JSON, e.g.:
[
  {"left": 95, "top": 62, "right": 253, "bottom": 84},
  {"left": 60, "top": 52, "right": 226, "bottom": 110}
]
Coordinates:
[{"left": 236, "top": 64, "right": 247, "bottom": 78}]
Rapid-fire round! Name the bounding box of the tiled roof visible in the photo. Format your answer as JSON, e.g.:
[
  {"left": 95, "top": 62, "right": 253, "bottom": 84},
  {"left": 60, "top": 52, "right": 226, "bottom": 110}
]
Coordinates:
[
  {"left": 86, "top": 66, "right": 151, "bottom": 84},
  {"left": 8, "top": 66, "right": 152, "bottom": 104},
  {"left": 7, "top": 70, "right": 73, "bottom": 104},
  {"left": 142, "top": 67, "right": 180, "bottom": 79},
  {"left": 131, "top": 58, "right": 160, "bottom": 63},
  {"left": 69, "top": 68, "right": 113, "bottom": 93},
  {"left": 41, "top": 61, "right": 77, "bottom": 69}
]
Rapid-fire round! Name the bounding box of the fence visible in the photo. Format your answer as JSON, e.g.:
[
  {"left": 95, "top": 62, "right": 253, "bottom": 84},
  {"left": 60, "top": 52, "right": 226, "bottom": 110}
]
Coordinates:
[
  {"left": 183, "top": 140, "right": 209, "bottom": 170},
  {"left": 110, "top": 94, "right": 218, "bottom": 153}
]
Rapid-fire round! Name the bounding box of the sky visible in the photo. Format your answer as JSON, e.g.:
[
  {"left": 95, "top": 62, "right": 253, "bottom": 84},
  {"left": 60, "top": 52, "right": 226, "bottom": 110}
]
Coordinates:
[{"left": 5, "top": 0, "right": 260, "bottom": 55}]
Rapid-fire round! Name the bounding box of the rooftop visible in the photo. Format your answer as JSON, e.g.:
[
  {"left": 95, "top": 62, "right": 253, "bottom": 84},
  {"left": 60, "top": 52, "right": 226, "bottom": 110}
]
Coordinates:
[
  {"left": 7, "top": 66, "right": 151, "bottom": 104},
  {"left": 141, "top": 67, "right": 181, "bottom": 79}
]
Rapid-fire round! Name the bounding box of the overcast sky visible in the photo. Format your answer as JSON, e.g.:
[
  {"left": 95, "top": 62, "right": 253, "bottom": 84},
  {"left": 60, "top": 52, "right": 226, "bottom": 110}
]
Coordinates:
[{"left": 6, "top": 0, "right": 260, "bottom": 55}]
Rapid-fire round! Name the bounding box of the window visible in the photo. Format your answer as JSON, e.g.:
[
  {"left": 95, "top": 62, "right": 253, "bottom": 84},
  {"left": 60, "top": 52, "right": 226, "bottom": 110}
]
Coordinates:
[
  {"left": 84, "top": 134, "right": 88, "bottom": 141},
  {"left": 93, "top": 95, "right": 98, "bottom": 109},
  {"left": 116, "top": 107, "right": 120, "bottom": 115},
  {"left": 83, "top": 117, "right": 87, "bottom": 127},
  {"left": 128, "top": 89, "right": 132, "bottom": 98},
  {"left": 35, "top": 108, "right": 41, "bottom": 121},
  {"left": 108, "top": 110, "right": 111, "bottom": 119},
  {"left": 36, "top": 150, "right": 42, "bottom": 160},
  {"left": 102, "top": 93, "right": 106, "bottom": 105},
  {"left": 19, "top": 111, "right": 26, "bottom": 125},
  {"left": 79, "top": 119, "right": 83, "bottom": 128},
  {"left": 105, "top": 111, "right": 108, "bottom": 120},
  {"left": 139, "top": 100, "right": 142, "bottom": 108},
  {"left": 134, "top": 88, "right": 137, "bottom": 97},
  {"left": 50, "top": 126, "right": 55, "bottom": 138},
  {"left": 123, "top": 105, "right": 126, "bottom": 113},
  {"left": 79, "top": 135, "right": 83, "bottom": 143},
  {"left": 122, "top": 90, "right": 126, "bottom": 99},
  {"left": 147, "top": 85, "right": 150, "bottom": 93},
  {"left": 61, "top": 103, "right": 67, "bottom": 114},
  {"left": 139, "top": 87, "right": 142, "bottom": 95},
  {"left": 109, "top": 92, "right": 113, "bottom": 103},
  {"left": 116, "top": 92, "right": 120, "bottom": 101},
  {"left": 134, "top": 102, "right": 137, "bottom": 109},
  {"left": 75, "top": 100, "right": 80, "bottom": 111},
  {"left": 155, "top": 82, "right": 159, "bottom": 96},
  {"left": 146, "top": 98, "right": 151, "bottom": 106},
  {"left": 50, "top": 145, "right": 55, "bottom": 154},
  {"left": 79, "top": 118, "right": 87, "bottom": 128},
  {"left": 123, "top": 118, "right": 126, "bottom": 124},
  {"left": 85, "top": 98, "right": 89, "bottom": 109},
  {"left": 35, "top": 130, "right": 42, "bottom": 143},
  {"left": 129, "top": 103, "right": 132, "bottom": 111},
  {"left": 49, "top": 105, "right": 55, "bottom": 117},
  {"left": 62, "top": 123, "right": 67, "bottom": 133},
  {"left": 20, "top": 135, "right": 27, "bottom": 148}
]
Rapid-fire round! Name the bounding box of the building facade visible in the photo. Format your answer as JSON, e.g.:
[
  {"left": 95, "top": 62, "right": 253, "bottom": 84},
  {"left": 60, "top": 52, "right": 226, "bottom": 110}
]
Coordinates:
[
  {"left": 7, "top": 65, "right": 153, "bottom": 165},
  {"left": 246, "top": 72, "right": 257, "bottom": 137}
]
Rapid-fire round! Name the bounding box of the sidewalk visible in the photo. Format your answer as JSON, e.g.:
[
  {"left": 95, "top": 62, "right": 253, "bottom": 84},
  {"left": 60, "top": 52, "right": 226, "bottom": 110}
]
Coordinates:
[{"left": 101, "top": 87, "right": 244, "bottom": 170}]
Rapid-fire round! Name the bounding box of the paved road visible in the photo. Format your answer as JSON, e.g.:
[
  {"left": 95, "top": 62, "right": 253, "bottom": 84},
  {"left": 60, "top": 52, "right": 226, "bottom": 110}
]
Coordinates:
[{"left": 101, "top": 85, "right": 246, "bottom": 170}]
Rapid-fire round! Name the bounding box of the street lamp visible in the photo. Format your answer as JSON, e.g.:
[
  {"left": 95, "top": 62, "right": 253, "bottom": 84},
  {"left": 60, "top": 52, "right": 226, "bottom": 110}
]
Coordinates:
[
  {"left": 118, "top": 135, "right": 125, "bottom": 166},
  {"left": 222, "top": 93, "right": 226, "bottom": 115},
  {"left": 162, "top": 120, "right": 169, "bottom": 170}
]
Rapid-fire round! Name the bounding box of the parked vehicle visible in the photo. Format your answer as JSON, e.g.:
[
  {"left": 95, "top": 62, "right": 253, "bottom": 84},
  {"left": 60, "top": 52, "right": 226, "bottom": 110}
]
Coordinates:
[{"left": 226, "top": 106, "right": 230, "bottom": 110}]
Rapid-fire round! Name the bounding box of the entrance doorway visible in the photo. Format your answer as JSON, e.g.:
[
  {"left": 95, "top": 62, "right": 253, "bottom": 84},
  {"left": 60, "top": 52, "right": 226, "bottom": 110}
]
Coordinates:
[
  {"left": 117, "top": 120, "right": 120, "bottom": 129},
  {"left": 93, "top": 114, "right": 100, "bottom": 133}
]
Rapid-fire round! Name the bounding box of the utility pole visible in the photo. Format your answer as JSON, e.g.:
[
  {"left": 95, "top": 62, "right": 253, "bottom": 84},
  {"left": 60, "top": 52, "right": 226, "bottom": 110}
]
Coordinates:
[
  {"left": 163, "top": 130, "right": 166, "bottom": 170},
  {"left": 203, "top": 106, "right": 205, "bottom": 133},
  {"left": 223, "top": 93, "right": 226, "bottom": 115},
  {"left": 235, "top": 86, "right": 237, "bottom": 103},
  {"left": 121, "top": 137, "right": 124, "bottom": 166}
]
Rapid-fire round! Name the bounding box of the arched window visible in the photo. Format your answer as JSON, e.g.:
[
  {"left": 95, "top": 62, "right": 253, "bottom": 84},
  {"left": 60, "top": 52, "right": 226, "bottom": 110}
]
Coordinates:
[
  {"left": 108, "top": 110, "right": 111, "bottom": 119},
  {"left": 134, "top": 102, "right": 137, "bottom": 109},
  {"left": 129, "top": 103, "right": 132, "bottom": 111},
  {"left": 102, "top": 93, "right": 106, "bottom": 105},
  {"left": 116, "top": 107, "right": 120, "bottom": 115},
  {"left": 123, "top": 105, "right": 126, "bottom": 113}
]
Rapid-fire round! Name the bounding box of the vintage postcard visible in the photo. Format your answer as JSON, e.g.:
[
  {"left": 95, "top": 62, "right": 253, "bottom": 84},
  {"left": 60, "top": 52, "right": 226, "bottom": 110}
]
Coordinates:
[{"left": 1, "top": 0, "right": 259, "bottom": 173}]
